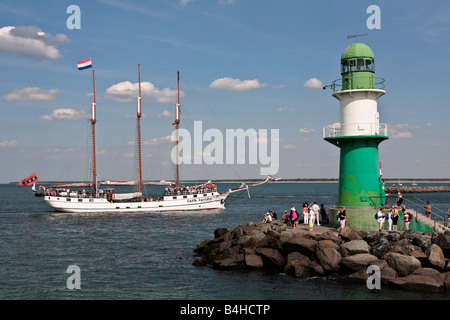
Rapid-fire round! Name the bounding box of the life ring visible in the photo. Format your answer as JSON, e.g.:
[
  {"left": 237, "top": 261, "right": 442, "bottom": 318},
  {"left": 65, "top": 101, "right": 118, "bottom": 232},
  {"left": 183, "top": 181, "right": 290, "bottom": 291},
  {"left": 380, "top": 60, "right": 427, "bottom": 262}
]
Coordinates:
[{"left": 51, "top": 191, "right": 56, "bottom": 196}]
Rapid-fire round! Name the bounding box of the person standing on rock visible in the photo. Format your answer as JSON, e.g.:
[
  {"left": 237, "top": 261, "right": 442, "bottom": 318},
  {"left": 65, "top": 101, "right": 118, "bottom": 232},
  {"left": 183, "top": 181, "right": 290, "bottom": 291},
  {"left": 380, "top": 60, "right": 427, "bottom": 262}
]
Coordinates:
[
  {"left": 302, "top": 202, "right": 310, "bottom": 225},
  {"left": 424, "top": 201, "right": 431, "bottom": 218},
  {"left": 385, "top": 208, "right": 393, "bottom": 231},
  {"left": 392, "top": 205, "right": 399, "bottom": 231},
  {"left": 311, "top": 201, "right": 320, "bottom": 226},
  {"left": 403, "top": 211, "right": 411, "bottom": 230},
  {"left": 290, "top": 207, "right": 298, "bottom": 230},
  {"left": 376, "top": 207, "right": 386, "bottom": 232},
  {"left": 337, "top": 206, "right": 346, "bottom": 232}
]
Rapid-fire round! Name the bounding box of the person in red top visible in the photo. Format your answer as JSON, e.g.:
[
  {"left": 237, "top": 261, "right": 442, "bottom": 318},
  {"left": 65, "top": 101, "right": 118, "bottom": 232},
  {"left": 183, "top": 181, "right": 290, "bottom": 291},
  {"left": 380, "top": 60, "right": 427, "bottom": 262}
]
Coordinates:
[{"left": 403, "top": 211, "right": 411, "bottom": 230}]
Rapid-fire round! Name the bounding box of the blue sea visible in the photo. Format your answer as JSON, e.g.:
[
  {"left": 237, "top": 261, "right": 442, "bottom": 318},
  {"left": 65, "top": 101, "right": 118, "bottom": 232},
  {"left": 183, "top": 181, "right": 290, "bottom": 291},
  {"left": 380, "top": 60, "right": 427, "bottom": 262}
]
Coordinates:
[{"left": 1, "top": 181, "right": 449, "bottom": 301}]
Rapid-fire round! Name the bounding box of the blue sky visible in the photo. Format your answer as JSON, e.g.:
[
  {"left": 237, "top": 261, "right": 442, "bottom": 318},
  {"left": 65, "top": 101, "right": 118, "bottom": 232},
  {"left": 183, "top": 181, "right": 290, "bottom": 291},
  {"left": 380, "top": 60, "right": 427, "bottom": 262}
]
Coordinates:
[{"left": 0, "top": 0, "right": 449, "bottom": 183}]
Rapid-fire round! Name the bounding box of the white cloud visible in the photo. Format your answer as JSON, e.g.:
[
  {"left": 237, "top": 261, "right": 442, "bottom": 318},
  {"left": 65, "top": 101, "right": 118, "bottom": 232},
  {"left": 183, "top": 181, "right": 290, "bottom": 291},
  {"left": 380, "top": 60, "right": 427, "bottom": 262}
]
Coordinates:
[
  {"left": 157, "top": 110, "right": 171, "bottom": 118},
  {"left": 105, "top": 81, "right": 181, "bottom": 103},
  {"left": 0, "top": 140, "right": 18, "bottom": 148},
  {"left": 143, "top": 135, "right": 172, "bottom": 145},
  {"left": 3, "top": 87, "right": 61, "bottom": 101},
  {"left": 298, "top": 128, "right": 316, "bottom": 134},
  {"left": 209, "top": 77, "right": 267, "bottom": 91},
  {"left": 277, "top": 107, "right": 295, "bottom": 112},
  {"left": 0, "top": 26, "right": 70, "bottom": 62},
  {"left": 219, "top": 0, "right": 236, "bottom": 4},
  {"left": 39, "top": 108, "right": 88, "bottom": 121},
  {"left": 390, "top": 124, "right": 416, "bottom": 139},
  {"left": 304, "top": 78, "right": 323, "bottom": 89},
  {"left": 282, "top": 144, "right": 296, "bottom": 149},
  {"left": 392, "top": 131, "right": 413, "bottom": 139}
]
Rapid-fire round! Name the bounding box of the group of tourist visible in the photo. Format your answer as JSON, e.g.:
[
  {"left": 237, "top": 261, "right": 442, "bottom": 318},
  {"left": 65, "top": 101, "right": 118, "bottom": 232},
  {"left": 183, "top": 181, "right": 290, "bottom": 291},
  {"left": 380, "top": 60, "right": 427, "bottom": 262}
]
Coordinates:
[
  {"left": 164, "top": 183, "right": 217, "bottom": 196},
  {"left": 276, "top": 201, "right": 328, "bottom": 231},
  {"left": 375, "top": 205, "right": 409, "bottom": 232}
]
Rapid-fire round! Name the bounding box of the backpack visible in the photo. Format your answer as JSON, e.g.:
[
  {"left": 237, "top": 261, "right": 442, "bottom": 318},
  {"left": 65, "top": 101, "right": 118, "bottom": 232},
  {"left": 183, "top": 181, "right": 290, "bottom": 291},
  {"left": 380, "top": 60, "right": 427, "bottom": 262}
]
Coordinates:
[
  {"left": 374, "top": 212, "right": 378, "bottom": 220},
  {"left": 408, "top": 212, "right": 413, "bottom": 220}
]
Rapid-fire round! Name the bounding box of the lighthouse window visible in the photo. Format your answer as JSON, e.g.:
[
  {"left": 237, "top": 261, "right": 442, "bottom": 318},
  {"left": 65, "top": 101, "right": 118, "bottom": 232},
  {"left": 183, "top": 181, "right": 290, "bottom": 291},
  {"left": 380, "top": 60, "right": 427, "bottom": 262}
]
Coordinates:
[
  {"left": 365, "top": 59, "right": 374, "bottom": 71},
  {"left": 357, "top": 59, "right": 365, "bottom": 71},
  {"left": 348, "top": 59, "right": 356, "bottom": 71},
  {"left": 341, "top": 61, "right": 348, "bottom": 73}
]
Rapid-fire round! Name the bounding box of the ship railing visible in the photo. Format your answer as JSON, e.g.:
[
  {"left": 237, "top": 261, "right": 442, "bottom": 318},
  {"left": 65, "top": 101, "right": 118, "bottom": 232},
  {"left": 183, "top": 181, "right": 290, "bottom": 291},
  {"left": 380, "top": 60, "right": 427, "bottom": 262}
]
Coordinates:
[{"left": 323, "top": 123, "right": 388, "bottom": 138}]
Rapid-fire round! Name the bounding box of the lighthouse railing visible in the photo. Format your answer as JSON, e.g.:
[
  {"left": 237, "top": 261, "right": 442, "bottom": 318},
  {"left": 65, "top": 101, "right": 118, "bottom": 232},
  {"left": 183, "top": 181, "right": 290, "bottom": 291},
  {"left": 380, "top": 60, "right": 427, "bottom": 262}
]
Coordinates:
[
  {"left": 325, "top": 77, "right": 385, "bottom": 92},
  {"left": 323, "top": 123, "right": 388, "bottom": 138}
]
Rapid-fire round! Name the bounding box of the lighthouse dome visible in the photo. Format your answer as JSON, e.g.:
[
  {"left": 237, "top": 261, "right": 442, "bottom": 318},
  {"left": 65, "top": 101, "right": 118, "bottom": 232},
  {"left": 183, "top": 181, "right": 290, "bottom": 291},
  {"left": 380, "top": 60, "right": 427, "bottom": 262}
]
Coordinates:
[{"left": 341, "top": 43, "right": 374, "bottom": 61}]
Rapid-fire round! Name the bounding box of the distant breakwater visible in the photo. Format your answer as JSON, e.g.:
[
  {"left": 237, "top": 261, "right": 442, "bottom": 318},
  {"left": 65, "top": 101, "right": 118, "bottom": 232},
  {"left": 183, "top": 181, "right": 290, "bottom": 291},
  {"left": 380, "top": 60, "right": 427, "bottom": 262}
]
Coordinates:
[
  {"left": 386, "top": 186, "right": 450, "bottom": 193},
  {"left": 193, "top": 220, "right": 450, "bottom": 293}
]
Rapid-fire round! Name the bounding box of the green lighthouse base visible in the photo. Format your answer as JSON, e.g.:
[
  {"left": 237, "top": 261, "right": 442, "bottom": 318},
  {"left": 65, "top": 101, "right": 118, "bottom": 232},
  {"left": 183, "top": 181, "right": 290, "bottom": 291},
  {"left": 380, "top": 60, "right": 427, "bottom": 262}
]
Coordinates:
[{"left": 329, "top": 207, "right": 380, "bottom": 230}]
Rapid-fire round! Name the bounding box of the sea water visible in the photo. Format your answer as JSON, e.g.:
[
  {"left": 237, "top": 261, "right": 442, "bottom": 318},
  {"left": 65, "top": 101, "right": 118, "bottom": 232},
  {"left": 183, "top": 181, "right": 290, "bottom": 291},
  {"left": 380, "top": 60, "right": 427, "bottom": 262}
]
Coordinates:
[{"left": 0, "top": 182, "right": 449, "bottom": 300}]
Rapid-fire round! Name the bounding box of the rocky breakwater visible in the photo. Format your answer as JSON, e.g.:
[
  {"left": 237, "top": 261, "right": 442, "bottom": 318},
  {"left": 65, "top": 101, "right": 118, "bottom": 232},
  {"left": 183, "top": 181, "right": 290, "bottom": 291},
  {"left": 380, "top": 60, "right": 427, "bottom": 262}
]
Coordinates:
[{"left": 193, "top": 220, "right": 450, "bottom": 293}]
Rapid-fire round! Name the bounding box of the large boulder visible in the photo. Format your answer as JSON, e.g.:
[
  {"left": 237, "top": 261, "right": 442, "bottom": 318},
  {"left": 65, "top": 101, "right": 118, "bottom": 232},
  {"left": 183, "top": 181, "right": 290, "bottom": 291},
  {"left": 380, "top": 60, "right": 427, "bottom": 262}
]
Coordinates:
[
  {"left": 339, "top": 227, "right": 363, "bottom": 241},
  {"left": 316, "top": 247, "right": 342, "bottom": 273},
  {"left": 433, "top": 234, "right": 450, "bottom": 258},
  {"left": 340, "top": 253, "right": 379, "bottom": 272},
  {"left": 255, "top": 247, "right": 285, "bottom": 268},
  {"left": 244, "top": 253, "right": 264, "bottom": 268},
  {"left": 281, "top": 234, "right": 317, "bottom": 256},
  {"left": 340, "top": 240, "right": 371, "bottom": 257},
  {"left": 385, "top": 252, "right": 421, "bottom": 276},
  {"left": 426, "top": 244, "right": 447, "bottom": 271},
  {"left": 389, "top": 275, "right": 444, "bottom": 293}
]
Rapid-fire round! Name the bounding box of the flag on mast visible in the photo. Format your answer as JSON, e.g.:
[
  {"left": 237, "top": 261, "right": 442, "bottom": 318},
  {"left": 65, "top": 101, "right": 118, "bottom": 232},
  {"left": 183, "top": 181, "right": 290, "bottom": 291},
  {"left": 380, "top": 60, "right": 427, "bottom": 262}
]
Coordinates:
[
  {"left": 17, "top": 172, "right": 40, "bottom": 187},
  {"left": 77, "top": 58, "right": 93, "bottom": 70}
]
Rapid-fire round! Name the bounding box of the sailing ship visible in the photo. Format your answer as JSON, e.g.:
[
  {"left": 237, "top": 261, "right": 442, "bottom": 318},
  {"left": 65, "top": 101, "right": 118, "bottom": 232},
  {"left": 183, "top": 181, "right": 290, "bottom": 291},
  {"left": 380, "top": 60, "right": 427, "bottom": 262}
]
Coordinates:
[{"left": 35, "top": 62, "right": 273, "bottom": 213}]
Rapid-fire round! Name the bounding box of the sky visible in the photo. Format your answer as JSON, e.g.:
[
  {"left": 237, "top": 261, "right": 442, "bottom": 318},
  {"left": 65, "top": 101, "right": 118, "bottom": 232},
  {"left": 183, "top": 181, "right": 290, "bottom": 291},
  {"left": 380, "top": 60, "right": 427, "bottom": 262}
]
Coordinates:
[{"left": 0, "top": 0, "right": 449, "bottom": 184}]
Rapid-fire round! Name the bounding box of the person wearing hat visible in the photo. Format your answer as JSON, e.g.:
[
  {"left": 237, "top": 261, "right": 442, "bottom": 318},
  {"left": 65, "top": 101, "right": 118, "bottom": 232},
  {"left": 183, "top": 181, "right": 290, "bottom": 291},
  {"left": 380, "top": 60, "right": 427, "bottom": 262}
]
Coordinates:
[
  {"left": 290, "top": 207, "right": 298, "bottom": 229},
  {"left": 261, "top": 211, "right": 272, "bottom": 223}
]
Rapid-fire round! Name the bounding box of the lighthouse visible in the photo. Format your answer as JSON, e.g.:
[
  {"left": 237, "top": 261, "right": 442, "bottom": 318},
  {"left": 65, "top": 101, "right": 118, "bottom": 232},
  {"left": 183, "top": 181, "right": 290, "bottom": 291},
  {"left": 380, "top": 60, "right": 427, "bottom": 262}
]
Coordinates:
[{"left": 323, "top": 42, "right": 388, "bottom": 229}]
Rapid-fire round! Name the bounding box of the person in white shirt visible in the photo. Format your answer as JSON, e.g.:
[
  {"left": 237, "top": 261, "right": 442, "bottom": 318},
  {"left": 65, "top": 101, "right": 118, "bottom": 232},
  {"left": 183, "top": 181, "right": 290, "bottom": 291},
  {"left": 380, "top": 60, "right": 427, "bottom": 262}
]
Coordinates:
[{"left": 311, "top": 202, "right": 321, "bottom": 226}]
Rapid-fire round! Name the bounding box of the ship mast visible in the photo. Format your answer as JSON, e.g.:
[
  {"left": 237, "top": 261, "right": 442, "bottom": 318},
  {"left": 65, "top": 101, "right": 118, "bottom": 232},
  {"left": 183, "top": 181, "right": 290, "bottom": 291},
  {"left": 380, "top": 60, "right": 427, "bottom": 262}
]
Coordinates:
[
  {"left": 91, "top": 68, "right": 97, "bottom": 196},
  {"left": 137, "top": 64, "right": 143, "bottom": 200},
  {"left": 174, "top": 70, "right": 181, "bottom": 187}
]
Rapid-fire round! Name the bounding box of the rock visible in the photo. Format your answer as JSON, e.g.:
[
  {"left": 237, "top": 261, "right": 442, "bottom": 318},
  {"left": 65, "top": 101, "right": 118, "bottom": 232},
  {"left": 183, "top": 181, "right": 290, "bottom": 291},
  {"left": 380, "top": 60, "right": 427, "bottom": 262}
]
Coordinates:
[
  {"left": 412, "top": 267, "right": 444, "bottom": 281},
  {"left": 426, "top": 244, "right": 446, "bottom": 271},
  {"left": 340, "top": 240, "right": 371, "bottom": 257},
  {"left": 340, "top": 253, "right": 379, "bottom": 272},
  {"left": 433, "top": 234, "right": 450, "bottom": 258},
  {"left": 443, "top": 272, "right": 450, "bottom": 290},
  {"left": 340, "top": 227, "right": 363, "bottom": 241},
  {"left": 317, "top": 239, "right": 340, "bottom": 251},
  {"left": 389, "top": 275, "right": 444, "bottom": 293},
  {"left": 214, "top": 227, "right": 228, "bottom": 239},
  {"left": 308, "top": 260, "right": 325, "bottom": 276},
  {"left": 255, "top": 247, "right": 285, "bottom": 268},
  {"left": 371, "top": 237, "right": 391, "bottom": 258},
  {"left": 285, "top": 252, "right": 311, "bottom": 267},
  {"left": 316, "top": 247, "right": 342, "bottom": 273},
  {"left": 244, "top": 254, "right": 264, "bottom": 268},
  {"left": 281, "top": 234, "right": 317, "bottom": 256},
  {"left": 385, "top": 252, "right": 421, "bottom": 276},
  {"left": 417, "top": 233, "right": 432, "bottom": 250},
  {"left": 359, "top": 230, "right": 381, "bottom": 245},
  {"left": 386, "top": 231, "right": 402, "bottom": 243},
  {"left": 212, "top": 255, "right": 244, "bottom": 270}
]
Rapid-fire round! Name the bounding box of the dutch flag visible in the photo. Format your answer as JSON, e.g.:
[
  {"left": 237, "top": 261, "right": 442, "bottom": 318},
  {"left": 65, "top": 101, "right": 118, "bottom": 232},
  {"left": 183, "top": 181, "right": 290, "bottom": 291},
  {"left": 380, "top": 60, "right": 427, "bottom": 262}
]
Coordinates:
[{"left": 77, "top": 58, "right": 93, "bottom": 70}]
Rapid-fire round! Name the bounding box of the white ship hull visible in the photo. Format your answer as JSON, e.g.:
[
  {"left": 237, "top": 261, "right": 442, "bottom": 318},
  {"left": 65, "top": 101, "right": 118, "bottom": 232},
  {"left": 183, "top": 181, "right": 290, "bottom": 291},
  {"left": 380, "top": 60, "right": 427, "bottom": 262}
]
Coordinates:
[{"left": 44, "top": 191, "right": 227, "bottom": 213}]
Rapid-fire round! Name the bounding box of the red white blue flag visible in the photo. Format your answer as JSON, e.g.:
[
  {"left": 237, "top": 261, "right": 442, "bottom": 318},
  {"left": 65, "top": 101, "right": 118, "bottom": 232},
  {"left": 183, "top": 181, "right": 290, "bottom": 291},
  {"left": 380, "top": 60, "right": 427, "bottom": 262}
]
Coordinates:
[
  {"left": 17, "top": 172, "right": 40, "bottom": 187},
  {"left": 77, "top": 58, "right": 93, "bottom": 70}
]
